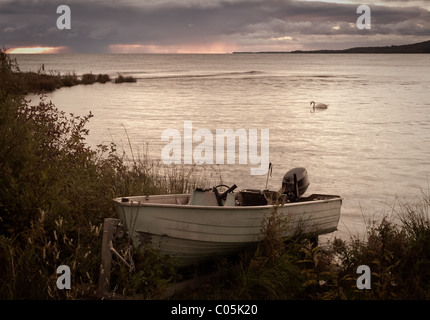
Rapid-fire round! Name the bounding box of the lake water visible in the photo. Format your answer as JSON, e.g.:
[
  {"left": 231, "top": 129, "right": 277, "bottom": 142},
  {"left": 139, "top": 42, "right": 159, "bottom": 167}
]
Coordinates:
[{"left": 15, "top": 53, "right": 430, "bottom": 240}]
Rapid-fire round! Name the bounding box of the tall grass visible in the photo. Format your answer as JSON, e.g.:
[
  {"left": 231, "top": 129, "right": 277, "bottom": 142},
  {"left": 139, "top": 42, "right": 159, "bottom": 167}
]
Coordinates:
[
  {"left": 317, "top": 191, "right": 430, "bottom": 300},
  {"left": 173, "top": 192, "right": 430, "bottom": 300}
]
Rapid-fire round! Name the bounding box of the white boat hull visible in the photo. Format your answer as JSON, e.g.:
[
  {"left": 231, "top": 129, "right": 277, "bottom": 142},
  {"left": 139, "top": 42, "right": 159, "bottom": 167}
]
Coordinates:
[{"left": 114, "top": 193, "right": 342, "bottom": 266}]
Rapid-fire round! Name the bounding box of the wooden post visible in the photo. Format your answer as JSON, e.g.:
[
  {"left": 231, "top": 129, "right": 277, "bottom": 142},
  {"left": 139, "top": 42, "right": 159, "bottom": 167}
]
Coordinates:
[{"left": 98, "top": 218, "right": 119, "bottom": 298}]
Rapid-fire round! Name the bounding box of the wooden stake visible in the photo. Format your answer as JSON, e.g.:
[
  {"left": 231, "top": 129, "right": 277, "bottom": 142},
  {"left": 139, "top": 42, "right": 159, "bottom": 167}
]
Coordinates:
[{"left": 98, "top": 218, "right": 119, "bottom": 298}]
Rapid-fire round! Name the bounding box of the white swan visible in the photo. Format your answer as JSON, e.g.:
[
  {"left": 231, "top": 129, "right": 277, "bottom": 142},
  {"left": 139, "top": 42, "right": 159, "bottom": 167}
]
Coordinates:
[{"left": 310, "top": 101, "right": 328, "bottom": 112}]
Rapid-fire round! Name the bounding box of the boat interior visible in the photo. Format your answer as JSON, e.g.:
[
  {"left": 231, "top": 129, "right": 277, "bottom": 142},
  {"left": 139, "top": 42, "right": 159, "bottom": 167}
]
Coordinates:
[
  {"left": 119, "top": 187, "right": 340, "bottom": 207},
  {"left": 118, "top": 167, "right": 340, "bottom": 207}
]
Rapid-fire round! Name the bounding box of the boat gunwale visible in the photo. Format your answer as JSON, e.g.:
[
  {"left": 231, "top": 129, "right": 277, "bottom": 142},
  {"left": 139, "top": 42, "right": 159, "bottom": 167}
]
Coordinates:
[{"left": 113, "top": 193, "right": 342, "bottom": 211}]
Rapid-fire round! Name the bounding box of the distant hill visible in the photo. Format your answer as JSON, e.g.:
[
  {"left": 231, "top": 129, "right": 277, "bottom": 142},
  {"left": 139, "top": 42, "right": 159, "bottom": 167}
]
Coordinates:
[{"left": 233, "top": 40, "right": 430, "bottom": 54}]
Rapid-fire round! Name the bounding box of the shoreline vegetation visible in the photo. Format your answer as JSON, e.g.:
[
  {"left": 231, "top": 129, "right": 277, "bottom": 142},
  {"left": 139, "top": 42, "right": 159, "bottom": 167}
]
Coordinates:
[
  {"left": 9, "top": 62, "right": 137, "bottom": 94},
  {"left": 1, "top": 49, "right": 430, "bottom": 300}
]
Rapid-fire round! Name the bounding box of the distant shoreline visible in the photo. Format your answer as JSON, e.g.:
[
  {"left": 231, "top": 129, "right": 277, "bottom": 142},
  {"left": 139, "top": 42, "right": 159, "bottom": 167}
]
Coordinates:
[{"left": 233, "top": 40, "right": 430, "bottom": 54}]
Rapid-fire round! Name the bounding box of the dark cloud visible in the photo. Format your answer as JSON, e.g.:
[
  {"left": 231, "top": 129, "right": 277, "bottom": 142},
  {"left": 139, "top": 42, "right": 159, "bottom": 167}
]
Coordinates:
[{"left": 1, "top": 0, "right": 429, "bottom": 52}]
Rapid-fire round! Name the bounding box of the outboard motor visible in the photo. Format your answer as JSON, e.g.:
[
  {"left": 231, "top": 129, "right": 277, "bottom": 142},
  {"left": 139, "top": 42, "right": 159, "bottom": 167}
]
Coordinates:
[{"left": 281, "top": 167, "right": 310, "bottom": 202}]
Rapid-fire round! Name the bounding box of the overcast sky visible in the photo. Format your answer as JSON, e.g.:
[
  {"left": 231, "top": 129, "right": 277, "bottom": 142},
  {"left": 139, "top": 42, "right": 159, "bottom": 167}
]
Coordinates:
[{"left": 1, "top": 0, "right": 429, "bottom": 53}]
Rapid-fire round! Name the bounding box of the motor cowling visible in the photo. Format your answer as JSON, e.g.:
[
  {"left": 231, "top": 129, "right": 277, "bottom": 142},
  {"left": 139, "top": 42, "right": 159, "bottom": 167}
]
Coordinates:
[{"left": 281, "top": 167, "right": 310, "bottom": 201}]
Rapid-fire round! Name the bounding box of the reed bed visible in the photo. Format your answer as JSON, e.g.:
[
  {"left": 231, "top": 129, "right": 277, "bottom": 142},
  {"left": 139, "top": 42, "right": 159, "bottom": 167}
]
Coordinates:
[
  {"left": 114, "top": 74, "right": 137, "bottom": 83},
  {"left": 5, "top": 60, "right": 126, "bottom": 94}
]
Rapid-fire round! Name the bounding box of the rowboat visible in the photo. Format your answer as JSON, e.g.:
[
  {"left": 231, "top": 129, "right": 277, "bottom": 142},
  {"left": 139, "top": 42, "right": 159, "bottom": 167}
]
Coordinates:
[{"left": 113, "top": 168, "right": 342, "bottom": 266}]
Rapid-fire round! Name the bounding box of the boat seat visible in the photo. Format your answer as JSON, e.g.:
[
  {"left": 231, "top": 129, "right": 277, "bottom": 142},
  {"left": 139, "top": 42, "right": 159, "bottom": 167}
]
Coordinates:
[{"left": 188, "top": 189, "right": 235, "bottom": 206}]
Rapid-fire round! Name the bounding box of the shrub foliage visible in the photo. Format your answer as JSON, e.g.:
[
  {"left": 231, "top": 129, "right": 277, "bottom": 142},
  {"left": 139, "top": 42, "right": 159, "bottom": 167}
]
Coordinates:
[{"left": 0, "top": 50, "right": 176, "bottom": 299}]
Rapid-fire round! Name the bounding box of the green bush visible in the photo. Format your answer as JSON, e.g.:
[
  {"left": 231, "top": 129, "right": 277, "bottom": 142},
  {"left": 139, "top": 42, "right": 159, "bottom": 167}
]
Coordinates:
[
  {"left": 0, "top": 51, "right": 122, "bottom": 297},
  {"left": 0, "top": 49, "right": 183, "bottom": 299}
]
